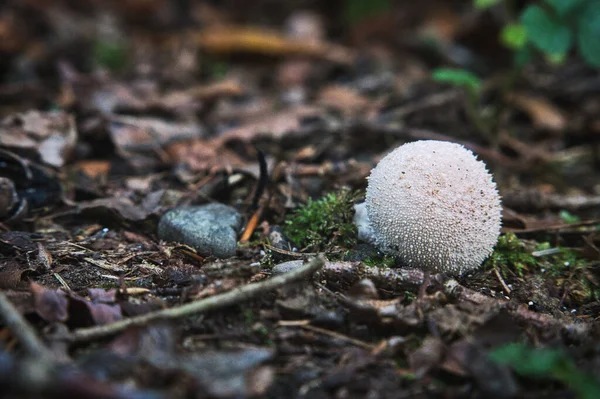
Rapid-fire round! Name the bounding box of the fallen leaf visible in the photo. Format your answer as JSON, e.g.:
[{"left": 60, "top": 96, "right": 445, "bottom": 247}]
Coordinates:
[
  {"left": 195, "top": 26, "right": 354, "bottom": 64},
  {"left": 0, "top": 111, "right": 77, "bottom": 167},
  {"left": 318, "top": 85, "right": 372, "bottom": 116},
  {"left": 506, "top": 92, "right": 567, "bottom": 131},
  {"left": 108, "top": 115, "right": 204, "bottom": 153},
  {"left": 72, "top": 160, "right": 112, "bottom": 180},
  {"left": 179, "top": 348, "right": 274, "bottom": 398},
  {"left": 78, "top": 197, "right": 150, "bottom": 222},
  {"left": 0, "top": 266, "right": 35, "bottom": 290},
  {"left": 88, "top": 288, "right": 118, "bottom": 304},
  {"left": 31, "top": 242, "right": 53, "bottom": 272},
  {"left": 409, "top": 336, "right": 445, "bottom": 378},
  {"left": 0, "top": 231, "right": 38, "bottom": 252},
  {"left": 69, "top": 293, "right": 123, "bottom": 326},
  {"left": 30, "top": 282, "right": 68, "bottom": 322}
]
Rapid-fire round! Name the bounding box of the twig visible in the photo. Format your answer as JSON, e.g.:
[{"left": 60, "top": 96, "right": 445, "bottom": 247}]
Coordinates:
[
  {"left": 240, "top": 205, "right": 263, "bottom": 242},
  {"left": 300, "top": 324, "right": 375, "bottom": 350},
  {"left": 66, "top": 256, "right": 325, "bottom": 343},
  {"left": 263, "top": 243, "right": 320, "bottom": 257},
  {"left": 0, "top": 292, "right": 54, "bottom": 360},
  {"left": 277, "top": 319, "right": 375, "bottom": 350},
  {"left": 316, "top": 262, "right": 427, "bottom": 293},
  {"left": 493, "top": 267, "right": 511, "bottom": 295},
  {"left": 503, "top": 190, "right": 600, "bottom": 212}
]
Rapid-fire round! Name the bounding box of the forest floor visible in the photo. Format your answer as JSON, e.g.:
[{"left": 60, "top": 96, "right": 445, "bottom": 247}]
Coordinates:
[{"left": 0, "top": 1, "right": 599, "bottom": 398}]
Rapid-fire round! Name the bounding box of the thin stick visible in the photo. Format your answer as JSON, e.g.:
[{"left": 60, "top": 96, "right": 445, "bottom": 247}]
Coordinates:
[
  {"left": 493, "top": 267, "right": 511, "bottom": 295},
  {"left": 299, "top": 324, "right": 375, "bottom": 350},
  {"left": 277, "top": 319, "right": 375, "bottom": 350},
  {"left": 239, "top": 206, "right": 262, "bottom": 242},
  {"left": 0, "top": 292, "right": 53, "bottom": 360},
  {"left": 67, "top": 256, "right": 325, "bottom": 343}
]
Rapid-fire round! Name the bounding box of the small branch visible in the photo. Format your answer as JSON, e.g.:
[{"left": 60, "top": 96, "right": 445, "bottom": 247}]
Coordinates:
[
  {"left": 67, "top": 256, "right": 325, "bottom": 343},
  {"left": 317, "top": 262, "right": 427, "bottom": 293},
  {"left": 0, "top": 292, "right": 53, "bottom": 360},
  {"left": 493, "top": 267, "right": 512, "bottom": 295}
]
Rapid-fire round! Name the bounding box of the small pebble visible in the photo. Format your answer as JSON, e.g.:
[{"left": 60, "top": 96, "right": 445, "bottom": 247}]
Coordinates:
[
  {"left": 158, "top": 203, "right": 243, "bottom": 258},
  {"left": 271, "top": 260, "right": 304, "bottom": 275}
]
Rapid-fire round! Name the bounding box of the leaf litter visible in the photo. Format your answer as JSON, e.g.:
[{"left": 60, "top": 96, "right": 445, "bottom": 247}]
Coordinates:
[{"left": 0, "top": 1, "right": 599, "bottom": 398}]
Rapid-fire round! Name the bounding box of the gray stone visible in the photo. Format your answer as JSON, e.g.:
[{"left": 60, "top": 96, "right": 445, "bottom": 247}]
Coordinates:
[
  {"left": 158, "top": 203, "right": 243, "bottom": 258},
  {"left": 353, "top": 202, "right": 376, "bottom": 244},
  {"left": 271, "top": 260, "right": 304, "bottom": 275}
]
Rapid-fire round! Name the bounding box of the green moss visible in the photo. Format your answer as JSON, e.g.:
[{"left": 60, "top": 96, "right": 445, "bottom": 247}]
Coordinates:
[
  {"left": 284, "top": 188, "right": 361, "bottom": 252},
  {"left": 538, "top": 247, "right": 598, "bottom": 305},
  {"left": 486, "top": 233, "right": 538, "bottom": 277},
  {"left": 363, "top": 254, "right": 396, "bottom": 268},
  {"left": 486, "top": 233, "right": 598, "bottom": 305}
]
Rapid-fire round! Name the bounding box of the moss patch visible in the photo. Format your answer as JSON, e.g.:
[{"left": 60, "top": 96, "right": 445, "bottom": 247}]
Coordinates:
[
  {"left": 485, "top": 233, "right": 598, "bottom": 306},
  {"left": 284, "top": 188, "right": 361, "bottom": 252}
]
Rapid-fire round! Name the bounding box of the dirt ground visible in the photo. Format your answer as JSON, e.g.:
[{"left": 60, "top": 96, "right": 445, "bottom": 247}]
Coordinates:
[{"left": 0, "top": 1, "right": 599, "bottom": 398}]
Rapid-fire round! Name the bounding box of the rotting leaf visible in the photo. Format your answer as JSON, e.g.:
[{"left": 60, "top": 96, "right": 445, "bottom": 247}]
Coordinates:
[
  {"left": 78, "top": 197, "right": 150, "bottom": 222},
  {"left": 30, "top": 282, "right": 68, "bottom": 323},
  {"left": 0, "top": 231, "right": 37, "bottom": 253},
  {"left": 68, "top": 293, "right": 123, "bottom": 327},
  {"left": 444, "top": 339, "right": 518, "bottom": 397},
  {"left": 179, "top": 349, "right": 275, "bottom": 398},
  {"left": 0, "top": 111, "right": 77, "bottom": 167},
  {"left": 0, "top": 266, "right": 35, "bottom": 290},
  {"left": 409, "top": 336, "right": 445, "bottom": 378},
  {"left": 88, "top": 288, "right": 118, "bottom": 304}
]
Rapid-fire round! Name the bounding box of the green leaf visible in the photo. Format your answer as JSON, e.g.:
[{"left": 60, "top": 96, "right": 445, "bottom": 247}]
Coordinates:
[
  {"left": 92, "top": 40, "right": 128, "bottom": 71},
  {"left": 344, "top": 0, "right": 390, "bottom": 24},
  {"left": 490, "top": 343, "right": 600, "bottom": 399},
  {"left": 501, "top": 23, "right": 528, "bottom": 49},
  {"left": 559, "top": 210, "right": 581, "bottom": 224},
  {"left": 576, "top": 1, "right": 600, "bottom": 67},
  {"left": 513, "top": 46, "right": 534, "bottom": 68},
  {"left": 490, "top": 343, "right": 561, "bottom": 375},
  {"left": 474, "top": 0, "right": 502, "bottom": 10},
  {"left": 521, "top": 5, "right": 572, "bottom": 56},
  {"left": 431, "top": 68, "right": 482, "bottom": 92},
  {"left": 544, "top": 0, "right": 587, "bottom": 18}
]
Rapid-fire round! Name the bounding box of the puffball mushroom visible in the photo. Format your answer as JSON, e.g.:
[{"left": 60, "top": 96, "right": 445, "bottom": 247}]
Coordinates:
[{"left": 365, "top": 140, "right": 502, "bottom": 275}]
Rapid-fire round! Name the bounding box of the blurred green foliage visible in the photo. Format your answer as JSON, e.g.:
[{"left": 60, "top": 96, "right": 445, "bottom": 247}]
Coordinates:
[
  {"left": 490, "top": 342, "right": 600, "bottom": 399},
  {"left": 475, "top": 0, "right": 600, "bottom": 67},
  {"left": 343, "top": 0, "right": 390, "bottom": 24}
]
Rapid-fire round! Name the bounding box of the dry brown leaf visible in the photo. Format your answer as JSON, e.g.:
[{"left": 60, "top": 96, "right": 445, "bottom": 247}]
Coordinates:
[
  {"left": 108, "top": 115, "right": 204, "bottom": 152},
  {"left": 165, "top": 139, "right": 247, "bottom": 172},
  {"left": 30, "top": 281, "right": 69, "bottom": 322},
  {"left": 0, "top": 110, "right": 77, "bottom": 167},
  {"left": 318, "top": 85, "right": 372, "bottom": 116},
  {"left": 195, "top": 26, "right": 354, "bottom": 64},
  {"left": 409, "top": 336, "right": 445, "bottom": 378},
  {"left": 184, "top": 80, "right": 244, "bottom": 100},
  {"left": 166, "top": 106, "right": 323, "bottom": 171},
  {"left": 78, "top": 197, "right": 150, "bottom": 222},
  {"left": 69, "top": 292, "right": 123, "bottom": 326},
  {"left": 218, "top": 105, "right": 323, "bottom": 143},
  {"left": 0, "top": 12, "right": 26, "bottom": 52},
  {"left": 506, "top": 92, "right": 567, "bottom": 131},
  {"left": 0, "top": 268, "right": 34, "bottom": 290},
  {"left": 72, "top": 160, "right": 112, "bottom": 179}
]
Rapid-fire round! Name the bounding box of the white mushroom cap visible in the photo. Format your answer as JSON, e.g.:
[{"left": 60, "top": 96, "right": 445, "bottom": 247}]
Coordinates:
[{"left": 365, "top": 140, "right": 502, "bottom": 275}]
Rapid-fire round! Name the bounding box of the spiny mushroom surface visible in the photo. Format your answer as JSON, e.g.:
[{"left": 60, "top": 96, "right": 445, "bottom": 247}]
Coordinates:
[{"left": 365, "top": 140, "right": 502, "bottom": 275}]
